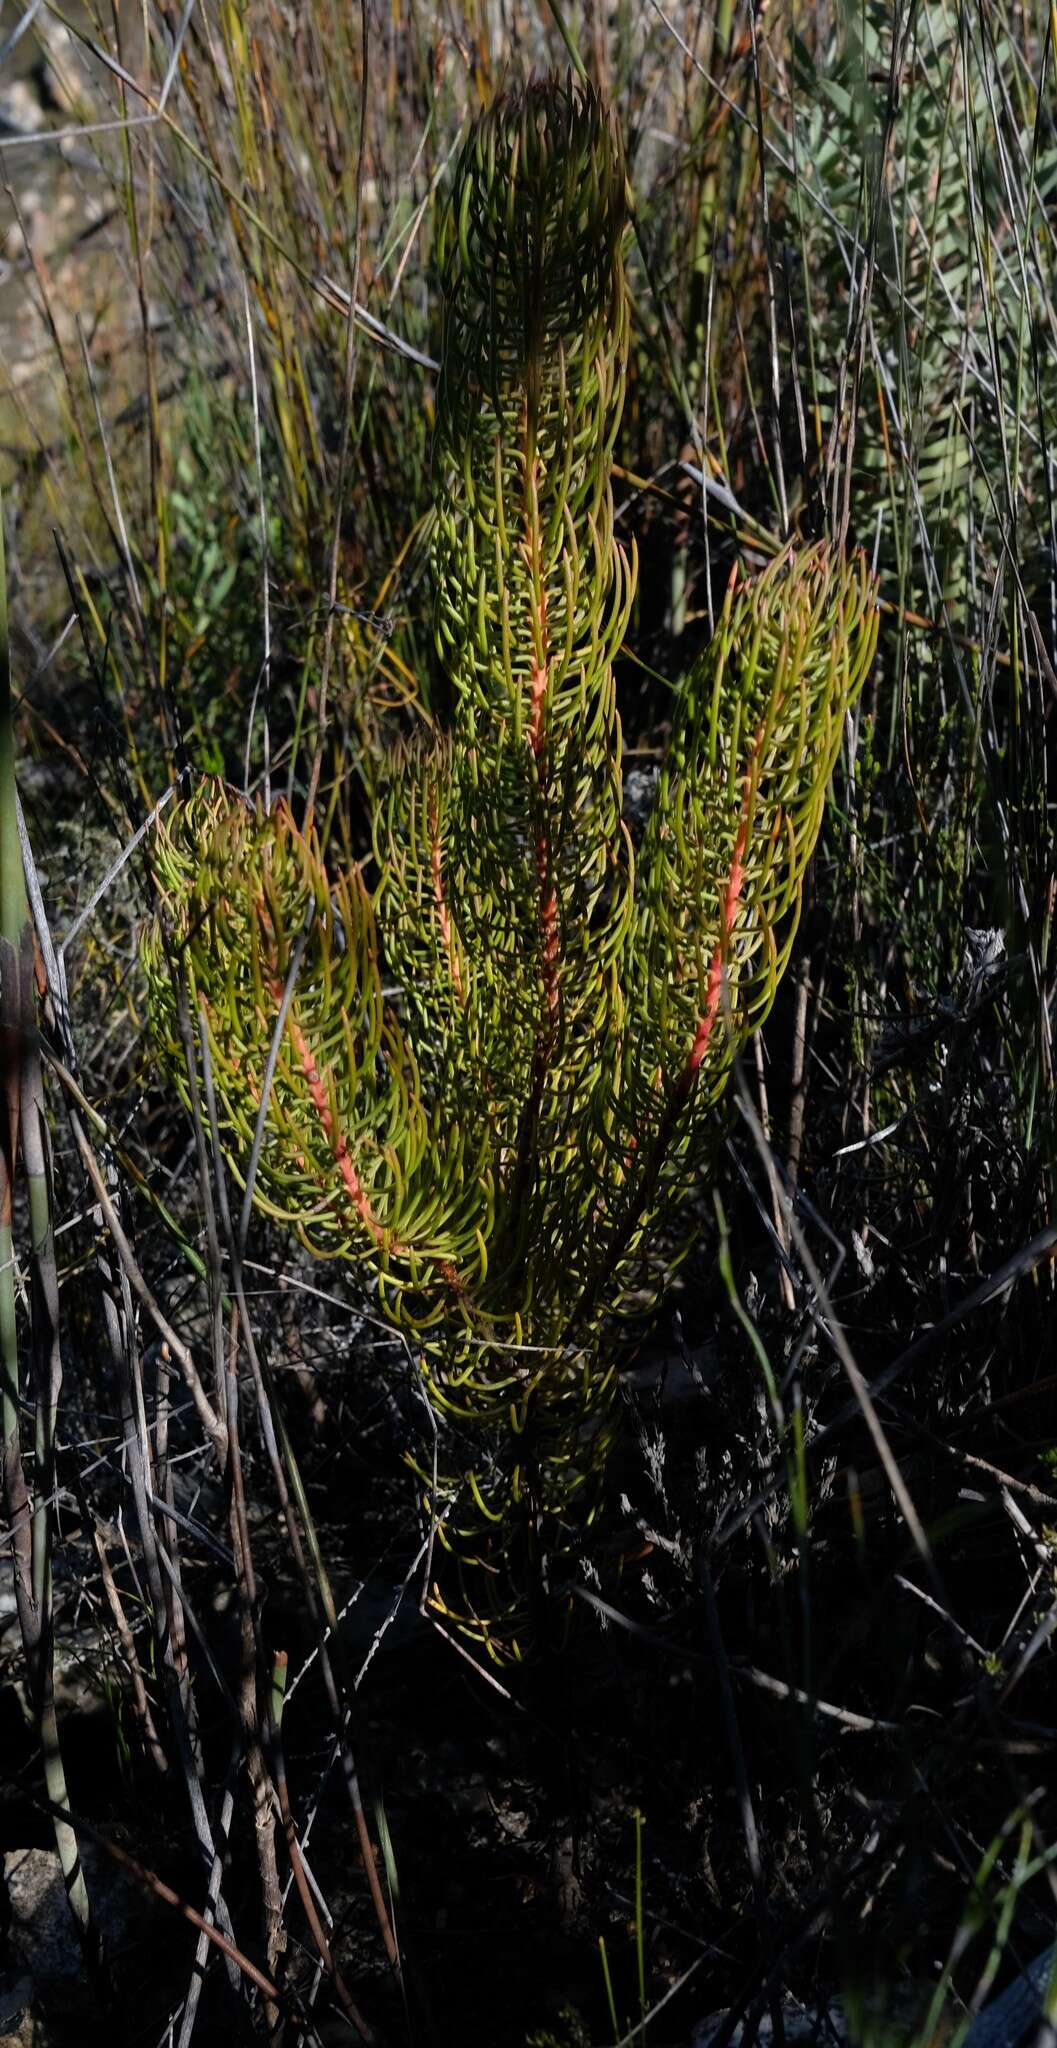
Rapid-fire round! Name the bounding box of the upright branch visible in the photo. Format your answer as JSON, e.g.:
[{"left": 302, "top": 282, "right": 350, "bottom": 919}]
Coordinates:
[{"left": 0, "top": 488, "right": 104, "bottom": 1980}]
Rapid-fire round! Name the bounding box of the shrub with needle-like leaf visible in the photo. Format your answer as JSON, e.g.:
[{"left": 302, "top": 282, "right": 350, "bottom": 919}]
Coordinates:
[{"left": 144, "top": 78, "right": 879, "bottom": 1660}]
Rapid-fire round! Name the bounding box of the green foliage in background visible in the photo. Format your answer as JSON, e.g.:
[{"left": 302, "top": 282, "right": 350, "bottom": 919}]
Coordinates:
[{"left": 783, "top": 0, "right": 1057, "bottom": 1203}]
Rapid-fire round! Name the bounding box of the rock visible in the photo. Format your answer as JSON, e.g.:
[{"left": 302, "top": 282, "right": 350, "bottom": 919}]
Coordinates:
[
  {"left": 964, "top": 1944, "right": 1057, "bottom": 2048},
  {"left": 0, "top": 1973, "right": 35, "bottom": 2038},
  {"left": 5, "top": 1849, "right": 88, "bottom": 1986},
  {"left": 0, "top": 1559, "right": 18, "bottom": 1622},
  {"left": 30, "top": 23, "right": 85, "bottom": 120},
  {"left": 622, "top": 764, "right": 660, "bottom": 842},
  {"left": 0, "top": 82, "right": 46, "bottom": 138},
  {"left": 0, "top": 1842, "right": 131, "bottom": 2041},
  {"left": 693, "top": 2007, "right": 846, "bottom": 2046}
]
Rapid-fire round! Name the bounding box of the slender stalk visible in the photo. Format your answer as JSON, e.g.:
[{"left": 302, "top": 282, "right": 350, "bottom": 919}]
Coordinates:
[{"left": 0, "top": 486, "right": 103, "bottom": 1987}]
